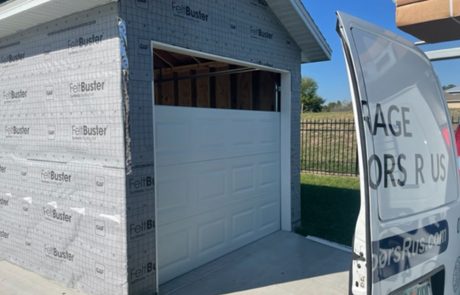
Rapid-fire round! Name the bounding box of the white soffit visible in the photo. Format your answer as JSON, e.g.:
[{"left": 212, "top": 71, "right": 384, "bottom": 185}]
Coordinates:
[
  {"left": 267, "top": 0, "right": 332, "bottom": 63},
  {"left": 0, "top": 0, "right": 117, "bottom": 39}
]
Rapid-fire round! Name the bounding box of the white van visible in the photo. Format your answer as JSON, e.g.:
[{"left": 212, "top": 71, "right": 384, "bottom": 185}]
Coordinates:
[{"left": 338, "top": 12, "right": 460, "bottom": 295}]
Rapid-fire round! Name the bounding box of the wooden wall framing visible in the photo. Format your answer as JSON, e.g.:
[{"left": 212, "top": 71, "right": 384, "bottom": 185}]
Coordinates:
[{"left": 154, "top": 53, "right": 280, "bottom": 112}]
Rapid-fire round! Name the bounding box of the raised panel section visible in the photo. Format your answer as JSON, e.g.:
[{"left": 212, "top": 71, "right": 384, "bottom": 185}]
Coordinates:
[
  {"left": 232, "top": 165, "right": 254, "bottom": 194},
  {"left": 197, "top": 169, "right": 226, "bottom": 201},
  {"left": 198, "top": 219, "right": 226, "bottom": 255}
]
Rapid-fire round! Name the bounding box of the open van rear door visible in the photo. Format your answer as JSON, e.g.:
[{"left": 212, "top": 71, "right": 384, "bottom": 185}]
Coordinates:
[{"left": 337, "top": 12, "right": 460, "bottom": 295}]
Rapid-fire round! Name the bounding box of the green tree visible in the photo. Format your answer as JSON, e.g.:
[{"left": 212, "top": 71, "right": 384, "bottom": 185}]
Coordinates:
[{"left": 301, "top": 77, "right": 325, "bottom": 112}]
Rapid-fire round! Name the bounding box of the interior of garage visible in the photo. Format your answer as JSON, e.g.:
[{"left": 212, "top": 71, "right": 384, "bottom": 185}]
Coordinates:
[{"left": 153, "top": 49, "right": 281, "bottom": 112}]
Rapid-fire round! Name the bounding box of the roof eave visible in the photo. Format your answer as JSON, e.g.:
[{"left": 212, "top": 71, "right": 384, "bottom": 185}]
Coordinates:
[
  {"left": 267, "top": 0, "right": 332, "bottom": 63},
  {"left": 0, "top": 0, "right": 117, "bottom": 40}
]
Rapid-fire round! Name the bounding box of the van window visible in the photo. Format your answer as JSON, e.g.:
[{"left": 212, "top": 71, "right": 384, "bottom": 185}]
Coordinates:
[{"left": 351, "top": 28, "right": 458, "bottom": 221}]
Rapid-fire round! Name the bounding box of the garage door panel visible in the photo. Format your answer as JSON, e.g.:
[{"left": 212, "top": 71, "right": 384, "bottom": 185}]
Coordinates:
[
  {"left": 158, "top": 188, "right": 278, "bottom": 228},
  {"left": 156, "top": 106, "right": 279, "bottom": 167},
  {"left": 198, "top": 218, "right": 227, "bottom": 255},
  {"left": 158, "top": 228, "right": 192, "bottom": 269},
  {"left": 232, "top": 164, "right": 255, "bottom": 194},
  {"left": 157, "top": 177, "right": 189, "bottom": 211},
  {"left": 259, "top": 202, "right": 280, "bottom": 231},
  {"left": 157, "top": 155, "right": 279, "bottom": 226},
  {"left": 257, "top": 119, "right": 280, "bottom": 144},
  {"left": 258, "top": 161, "right": 278, "bottom": 187},
  {"left": 156, "top": 106, "right": 281, "bottom": 283},
  {"left": 197, "top": 169, "right": 227, "bottom": 201},
  {"left": 231, "top": 208, "right": 256, "bottom": 241},
  {"left": 158, "top": 196, "right": 279, "bottom": 282},
  {"left": 156, "top": 121, "right": 191, "bottom": 152}
]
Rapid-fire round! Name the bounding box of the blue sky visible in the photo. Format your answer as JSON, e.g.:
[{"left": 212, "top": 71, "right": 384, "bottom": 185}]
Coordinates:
[{"left": 301, "top": 0, "right": 460, "bottom": 102}]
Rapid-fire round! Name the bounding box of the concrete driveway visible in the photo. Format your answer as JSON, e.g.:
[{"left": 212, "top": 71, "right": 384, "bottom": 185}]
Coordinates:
[
  {"left": 161, "top": 231, "right": 350, "bottom": 295},
  {"left": 0, "top": 231, "right": 350, "bottom": 295}
]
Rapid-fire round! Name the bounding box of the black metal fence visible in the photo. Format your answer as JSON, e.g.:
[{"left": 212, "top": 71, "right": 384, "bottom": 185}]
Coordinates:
[
  {"left": 300, "top": 119, "right": 358, "bottom": 176},
  {"left": 301, "top": 116, "right": 460, "bottom": 176}
]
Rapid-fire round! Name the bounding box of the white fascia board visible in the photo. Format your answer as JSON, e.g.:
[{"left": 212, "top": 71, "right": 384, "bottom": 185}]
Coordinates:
[
  {"left": 0, "top": 0, "right": 117, "bottom": 39},
  {"left": 0, "top": 0, "right": 51, "bottom": 21},
  {"left": 289, "top": 0, "right": 332, "bottom": 61}
]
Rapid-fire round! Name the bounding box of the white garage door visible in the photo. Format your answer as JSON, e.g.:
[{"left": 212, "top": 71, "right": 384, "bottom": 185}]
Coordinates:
[{"left": 155, "top": 105, "right": 281, "bottom": 283}]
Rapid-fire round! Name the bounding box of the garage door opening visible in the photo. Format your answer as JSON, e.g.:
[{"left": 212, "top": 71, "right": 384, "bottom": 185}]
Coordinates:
[
  {"left": 154, "top": 48, "right": 281, "bottom": 111},
  {"left": 152, "top": 45, "right": 286, "bottom": 284}
]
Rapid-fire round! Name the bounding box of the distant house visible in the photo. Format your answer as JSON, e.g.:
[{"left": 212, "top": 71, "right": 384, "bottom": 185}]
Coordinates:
[{"left": 446, "top": 86, "right": 460, "bottom": 109}]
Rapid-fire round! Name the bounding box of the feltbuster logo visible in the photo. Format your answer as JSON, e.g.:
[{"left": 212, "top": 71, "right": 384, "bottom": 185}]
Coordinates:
[
  {"left": 41, "top": 170, "right": 72, "bottom": 184},
  {"left": 172, "top": 1, "right": 209, "bottom": 22},
  {"left": 95, "top": 263, "right": 105, "bottom": 280},
  {"left": 42, "top": 206, "right": 72, "bottom": 223},
  {"left": 72, "top": 125, "right": 108, "bottom": 140},
  {"left": 129, "top": 175, "right": 154, "bottom": 193},
  {"left": 48, "top": 125, "right": 56, "bottom": 140},
  {"left": 44, "top": 245, "right": 74, "bottom": 262},
  {"left": 250, "top": 26, "right": 273, "bottom": 40},
  {"left": 68, "top": 34, "right": 104, "bottom": 49},
  {"left": 95, "top": 176, "right": 105, "bottom": 193},
  {"left": 5, "top": 125, "right": 30, "bottom": 138},
  {"left": 69, "top": 80, "right": 105, "bottom": 98},
  {"left": 3, "top": 89, "right": 27, "bottom": 104},
  {"left": 45, "top": 86, "right": 54, "bottom": 100},
  {"left": 129, "top": 219, "right": 154, "bottom": 239},
  {"left": 0, "top": 164, "right": 6, "bottom": 174},
  {"left": 130, "top": 262, "right": 154, "bottom": 284},
  {"left": 95, "top": 219, "right": 106, "bottom": 237},
  {"left": 22, "top": 199, "right": 31, "bottom": 215},
  {"left": 0, "top": 196, "right": 9, "bottom": 207},
  {"left": 0, "top": 229, "right": 9, "bottom": 239},
  {"left": 0, "top": 52, "right": 25, "bottom": 63}
]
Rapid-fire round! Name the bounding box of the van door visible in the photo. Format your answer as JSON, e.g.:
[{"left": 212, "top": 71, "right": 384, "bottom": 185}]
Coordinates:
[{"left": 337, "top": 12, "right": 460, "bottom": 295}]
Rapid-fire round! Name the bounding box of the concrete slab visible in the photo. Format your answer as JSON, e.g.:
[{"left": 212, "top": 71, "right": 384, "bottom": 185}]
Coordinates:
[
  {"left": 0, "top": 261, "right": 84, "bottom": 295},
  {"left": 0, "top": 231, "right": 350, "bottom": 295},
  {"left": 160, "top": 231, "right": 351, "bottom": 295}
]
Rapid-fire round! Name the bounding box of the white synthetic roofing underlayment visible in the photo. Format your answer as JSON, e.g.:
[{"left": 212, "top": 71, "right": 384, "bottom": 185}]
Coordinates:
[{"left": 0, "top": 0, "right": 331, "bottom": 63}]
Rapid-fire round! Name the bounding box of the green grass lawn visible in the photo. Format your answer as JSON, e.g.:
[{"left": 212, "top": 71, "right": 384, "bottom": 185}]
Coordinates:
[{"left": 297, "top": 173, "right": 360, "bottom": 246}]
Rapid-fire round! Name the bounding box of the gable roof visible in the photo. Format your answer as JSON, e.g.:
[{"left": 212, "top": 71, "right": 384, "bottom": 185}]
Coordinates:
[{"left": 0, "top": 0, "right": 331, "bottom": 63}]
